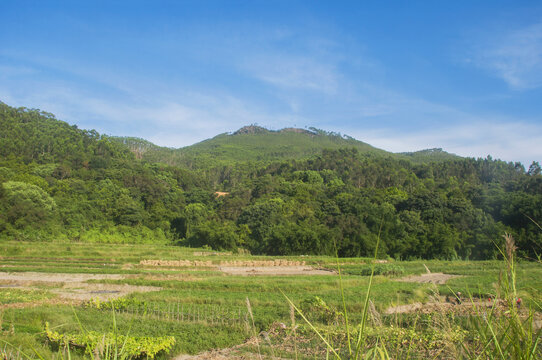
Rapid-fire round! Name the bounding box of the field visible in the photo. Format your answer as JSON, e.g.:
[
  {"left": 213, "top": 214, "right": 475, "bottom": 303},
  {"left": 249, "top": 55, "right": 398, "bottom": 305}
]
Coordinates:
[{"left": 1, "top": 241, "right": 541, "bottom": 359}]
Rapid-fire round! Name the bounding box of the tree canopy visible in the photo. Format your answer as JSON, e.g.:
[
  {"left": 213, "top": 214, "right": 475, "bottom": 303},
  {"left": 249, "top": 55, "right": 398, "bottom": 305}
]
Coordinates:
[{"left": 0, "top": 101, "right": 540, "bottom": 259}]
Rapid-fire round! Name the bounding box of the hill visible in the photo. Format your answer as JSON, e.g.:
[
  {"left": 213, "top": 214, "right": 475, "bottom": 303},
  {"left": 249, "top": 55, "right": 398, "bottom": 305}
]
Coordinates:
[
  {"left": 111, "top": 125, "right": 387, "bottom": 169},
  {"left": 400, "top": 148, "right": 461, "bottom": 163},
  {"left": 112, "top": 125, "right": 458, "bottom": 169},
  {"left": 1, "top": 101, "right": 541, "bottom": 260}
]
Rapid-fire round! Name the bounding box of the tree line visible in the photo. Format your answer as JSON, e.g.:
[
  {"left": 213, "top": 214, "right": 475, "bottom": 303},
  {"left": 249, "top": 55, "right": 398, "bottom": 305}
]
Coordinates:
[{"left": 0, "top": 102, "right": 540, "bottom": 259}]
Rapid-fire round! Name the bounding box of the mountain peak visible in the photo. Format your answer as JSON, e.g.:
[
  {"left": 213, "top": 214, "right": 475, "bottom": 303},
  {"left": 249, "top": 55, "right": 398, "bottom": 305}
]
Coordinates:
[
  {"left": 232, "top": 125, "right": 318, "bottom": 137},
  {"left": 233, "top": 125, "right": 270, "bottom": 135},
  {"left": 279, "top": 127, "right": 317, "bottom": 136}
]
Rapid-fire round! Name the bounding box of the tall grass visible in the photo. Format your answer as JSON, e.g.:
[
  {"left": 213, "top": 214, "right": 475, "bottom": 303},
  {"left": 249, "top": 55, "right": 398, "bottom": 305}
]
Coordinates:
[
  {"left": 461, "top": 234, "right": 541, "bottom": 359},
  {"left": 282, "top": 233, "right": 541, "bottom": 359},
  {"left": 1, "top": 237, "right": 540, "bottom": 359},
  {"left": 283, "top": 226, "right": 389, "bottom": 359}
]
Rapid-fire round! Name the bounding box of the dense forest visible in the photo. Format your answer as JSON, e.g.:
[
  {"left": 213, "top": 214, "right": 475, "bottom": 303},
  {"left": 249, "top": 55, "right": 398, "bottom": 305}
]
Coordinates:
[{"left": 1, "top": 101, "right": 541, "bottom": 260}]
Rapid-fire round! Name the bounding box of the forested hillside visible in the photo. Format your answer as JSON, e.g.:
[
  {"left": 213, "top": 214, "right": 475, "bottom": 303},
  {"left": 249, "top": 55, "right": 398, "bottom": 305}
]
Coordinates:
[
  {"left": 1, "top": 102, "right": 541, "bottom": 259},
  {"left": 111, "top": 125, "right": 388, "bottom": 169},
  {"left": 111, "top": 125, "right": 460, "bottom": 168}
]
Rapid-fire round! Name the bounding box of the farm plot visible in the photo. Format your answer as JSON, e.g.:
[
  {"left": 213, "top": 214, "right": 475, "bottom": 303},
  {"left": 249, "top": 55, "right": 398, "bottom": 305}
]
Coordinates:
[
  {"left": 140, "top": 258, "right": 336, "bottom": 275},
  {"left": 396, "top": 272, "right": 461, "bottom": 284},
  {"left": 0, "top": 271, "right": 161, "bottom": 304},
  {"left": 218, "top": 265, "right": 334, "bottom": 276},
  {"left": 0, "top": 241, "right": 541, "bottom": 359}
]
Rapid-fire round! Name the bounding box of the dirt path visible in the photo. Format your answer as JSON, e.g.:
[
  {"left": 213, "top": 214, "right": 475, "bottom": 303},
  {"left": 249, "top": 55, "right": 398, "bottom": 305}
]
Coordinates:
[
  {"left": 218, "top": 266, "right": 335, "bottom": 276},
  {"left": 140, "top": 259, "right": 334, "bottom": 276},
  {"left": 51, "top": 282, "right": 161, "bottom": 301},
  {"left": 174, "top": 348, "right": 262, "bottom": 360},
  {"left": 174, "top": 337, "right": 289, "bottom": 360},
  {"left": 383, "top": 297, "right": 542, "bottom": 320},
  {"left": 0, "top": 272, "right": 124, "bottom": 283},
  {"left": 395, "top": 272, "right": 461, "bottom": 284},
  {"left": 175, "top": 351, "right": 280, "bottom": 360},
  {"left": 384, "top": 302, "right": 424, "bottom": 314}
]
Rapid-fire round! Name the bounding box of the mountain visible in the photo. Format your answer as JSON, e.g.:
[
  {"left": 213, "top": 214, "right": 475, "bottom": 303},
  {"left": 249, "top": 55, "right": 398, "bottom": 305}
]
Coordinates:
[
  {"left": 170, "top": 125, "right": 389, "bottom": 168},
  {"left": 400, "top": 148, "right": 461, "bottom": 163},
  {"left": 1, "top": 101, "right": 540, "bottom": 260},
  {"left": 112, "top": 125, "right": 388, "bottom": 168},
  {"left": 112, "top": 125, "right": 458, "bottom": 168}
]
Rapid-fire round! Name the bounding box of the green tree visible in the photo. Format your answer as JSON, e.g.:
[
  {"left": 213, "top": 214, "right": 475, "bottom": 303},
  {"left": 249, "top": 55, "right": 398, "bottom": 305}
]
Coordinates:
[
  {"left": 183, "top": 203, "right": 208, "bottom": 239},
  {"left": 1, "top": 181, "right": 56, "bottom": 229}
]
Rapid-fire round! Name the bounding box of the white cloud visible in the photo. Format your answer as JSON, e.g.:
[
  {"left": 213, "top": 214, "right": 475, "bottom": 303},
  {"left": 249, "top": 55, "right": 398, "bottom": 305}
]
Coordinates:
[
  {"left": 5, "top": 58, "right": 540, "bottom": 167},
  {"left": 244, "top": 55, "right": 339, "bottom": 94},
  {"left": 2, "top": 26, "right": 540, "bottom": 167},
  {"left": 470, "top": 21, "right": 542, "bottom": 90},
  {"left": 3, "top": 70, "right": 541, "bottom": 166},
  {"left": 0, "top": 49, "right": 142, "bottom": 95},
  {"left": 354, "top": 121, "right": 542, "bottom": 166},
  {"left": 0, "top": 64, "right": 37, "bottom": 77},
  {"left": 0, "top": 77, "right": 308, "bottom": 148}
]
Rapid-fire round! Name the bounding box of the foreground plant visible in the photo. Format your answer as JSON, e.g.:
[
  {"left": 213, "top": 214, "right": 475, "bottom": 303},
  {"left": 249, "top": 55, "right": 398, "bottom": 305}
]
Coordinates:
[
  {"left": 282, "top": 232, "right": 541, "bottom": 359},
  {"left": 44, "top": 322, "right": 175, "bottom": 359},
  {"left": 462, "top": 234, "right": 541, "bottom": 360},
  {"left": 282, "top": 227, "right": 389, "bottom": 359}
]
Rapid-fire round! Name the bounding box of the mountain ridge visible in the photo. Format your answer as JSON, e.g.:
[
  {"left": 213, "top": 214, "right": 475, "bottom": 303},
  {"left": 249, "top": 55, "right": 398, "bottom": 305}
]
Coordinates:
[
  {"left": 111, "top": 125, "right": 460, "bottom": 168},
  {"left": 1, "top": 100, "right": 540, "bottom": 260}
]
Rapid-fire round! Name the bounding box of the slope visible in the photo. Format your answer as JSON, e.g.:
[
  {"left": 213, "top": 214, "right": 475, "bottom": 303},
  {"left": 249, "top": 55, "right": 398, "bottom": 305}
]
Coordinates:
[
  {"left": 113, "top": 125, "right": 461, "bottom": 169},
  {"left": 113, "top": 125, "right": 390, "bottom": 169}
]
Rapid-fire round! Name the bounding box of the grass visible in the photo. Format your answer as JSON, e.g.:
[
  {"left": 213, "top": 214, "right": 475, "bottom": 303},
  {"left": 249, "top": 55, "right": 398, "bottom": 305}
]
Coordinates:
[
  {"left": 281, "top": 233, "right": 542, "bottom": 359},
  {"left": 0, "top": 239, "right": 541, "bottom": 358},
  {"left": 0, "top": 289, "right": 55, "bottom": 305}
]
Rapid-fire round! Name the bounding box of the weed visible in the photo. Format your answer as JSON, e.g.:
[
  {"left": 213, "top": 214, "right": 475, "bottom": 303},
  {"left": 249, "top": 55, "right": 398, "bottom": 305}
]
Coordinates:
[
  {"left": 1, "top": 240, "right": 541, "bottom": 358},
  {"left": 281, "top": 233, "right": 541, "bottom": 359}
]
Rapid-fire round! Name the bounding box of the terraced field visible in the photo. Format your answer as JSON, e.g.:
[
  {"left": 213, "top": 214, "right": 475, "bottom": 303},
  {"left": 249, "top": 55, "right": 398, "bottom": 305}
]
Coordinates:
[{"left": 1, "top": 241, "right": 541, "bottom": 359}]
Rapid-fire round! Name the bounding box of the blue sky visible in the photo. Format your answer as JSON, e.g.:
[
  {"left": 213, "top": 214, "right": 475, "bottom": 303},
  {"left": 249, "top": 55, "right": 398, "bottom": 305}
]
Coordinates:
[{"left": 1, "top": 1, "right": 541, "bottom": 165}]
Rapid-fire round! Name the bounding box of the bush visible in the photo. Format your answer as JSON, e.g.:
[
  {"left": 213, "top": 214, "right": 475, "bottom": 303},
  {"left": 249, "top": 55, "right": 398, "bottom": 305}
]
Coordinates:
[
  {"left": 342, "top": 263, "right": 405, "bottom": 276},
  {"left": 300, "top": 296, "right": 344, "bottom": 325},
  {"left": 45, "top": 322, "right": 175, "bottom": 359}
]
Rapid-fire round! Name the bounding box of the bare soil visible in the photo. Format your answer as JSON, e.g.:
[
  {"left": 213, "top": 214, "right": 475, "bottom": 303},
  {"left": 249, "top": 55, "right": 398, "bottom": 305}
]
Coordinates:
[
  {"left": 139, "top": 259, "right": 332, "bottom": 276},
  {"left": 174, "top": 349, "right": 284, "bottom": 360},
  {"left": 174, "top": 326, "right": 306, "bottom": 360},
  {"left": 218, "top": 266, "right": 335, "bottom": 276},
  {"left": 0, "top": 272, "right": 124, "bottom": 283},
  {"left": 395, "top": 272, "right": 461, "bottom": 284},
  {"left": 0, "top": 271, "right": 161, "bottom": 305},
  {"left": 52, "top": 282, "right": 161, "bottom": 301},
  {"left": 384, "top": 302, "right": 425, "bottom": 314},
  {"left": 140, "top": 259, "right": 307, "bottom": 267},
  {"left": 383, "top": 297, "right": 542, "bottom": 324},
  {"left": 174, "top": 337, "right": 262, "bottom": 360}
]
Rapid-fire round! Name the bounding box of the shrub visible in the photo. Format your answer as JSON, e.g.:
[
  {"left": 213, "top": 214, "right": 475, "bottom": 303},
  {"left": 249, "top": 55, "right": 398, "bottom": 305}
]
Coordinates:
[{"left": 45, "top": 322, "right": 175, "bottom": 359}]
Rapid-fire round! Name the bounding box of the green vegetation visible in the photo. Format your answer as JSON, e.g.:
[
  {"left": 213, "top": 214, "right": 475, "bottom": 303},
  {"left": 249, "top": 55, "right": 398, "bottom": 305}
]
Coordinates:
[
  {"left": 1, "top": 102, "right": 541, "bottom": 260},
  {"left": 400, "top": 148, "right": 461, "bottom": 163},
  {"left": 1, "top": 101, "right": 540, "bottom": 358},
  {"left": 0, "top": 241, "right": 540, "bottom": 359},
  {"left": 285, "top": 234, "right": 542, "bottom": 359},
  {"left": 0, "top": 289, "right": 54, "bottom": 305},
  {"left": 44, "top": 321, "right": 176, "bottom": 359},
  {"left": 124, "top": 125, "right": 386, "bottom": 169}
]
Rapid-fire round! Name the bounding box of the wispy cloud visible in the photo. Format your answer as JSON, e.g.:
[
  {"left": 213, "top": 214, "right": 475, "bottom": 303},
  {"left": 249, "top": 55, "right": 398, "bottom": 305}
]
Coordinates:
[
  {"left": 0, "top": 75, "right": 307, "bottom": 148},
  {"left": 4, "top": 48, "right": 540, "bottom": 166},
  {"left": 356, "top": 121, "right": 542, "bottom": 166},
  {"left": 468, "top": 21, "right": 542, "bottom": 90},
  {"left": 2, "top": 18, "right": 540, "bottom": 167},
  {"left": 0, "top": 49, "right": 143, "bottom": 96},
  {"left": 0, "top": 64, "right": 38, "bottom": 77},
  {"left": 245, "top": 54, "right": 339, "bottom": 94}
]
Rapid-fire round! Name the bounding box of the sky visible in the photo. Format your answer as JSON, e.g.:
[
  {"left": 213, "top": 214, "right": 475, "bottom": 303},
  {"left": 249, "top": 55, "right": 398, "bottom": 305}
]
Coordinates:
[{"left": 1, "top": 1, "right": 542, "bottom": 166}]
